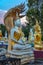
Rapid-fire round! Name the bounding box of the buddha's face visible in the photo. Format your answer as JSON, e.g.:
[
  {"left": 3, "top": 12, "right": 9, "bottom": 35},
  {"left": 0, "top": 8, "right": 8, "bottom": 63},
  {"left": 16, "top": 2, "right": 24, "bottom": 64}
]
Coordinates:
[{"left": 14, "top": 18, "right": 21, "bottom": 27}]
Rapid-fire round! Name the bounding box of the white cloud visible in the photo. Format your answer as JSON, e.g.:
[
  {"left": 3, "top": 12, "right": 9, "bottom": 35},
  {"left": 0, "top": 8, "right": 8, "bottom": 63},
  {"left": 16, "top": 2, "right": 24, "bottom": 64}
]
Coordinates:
[{"left": 0, "top": 10, "right": 7, "bottom": 24}]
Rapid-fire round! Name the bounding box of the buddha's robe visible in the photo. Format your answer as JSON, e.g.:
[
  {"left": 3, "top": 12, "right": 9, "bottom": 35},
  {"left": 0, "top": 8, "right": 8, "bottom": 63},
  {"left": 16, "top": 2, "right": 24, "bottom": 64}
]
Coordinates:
[{"left": 8, "top": 26, "right": 24, "bottom": 50}]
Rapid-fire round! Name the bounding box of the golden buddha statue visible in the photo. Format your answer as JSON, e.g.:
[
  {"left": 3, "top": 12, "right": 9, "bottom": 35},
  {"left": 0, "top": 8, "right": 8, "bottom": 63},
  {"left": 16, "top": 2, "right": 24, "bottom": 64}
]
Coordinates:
[
  {"left": 34, "top": 19, "right": 42, "bottom": 50},
  {"left": 0, "top": 30, "right": 2, "bottom": 40}
]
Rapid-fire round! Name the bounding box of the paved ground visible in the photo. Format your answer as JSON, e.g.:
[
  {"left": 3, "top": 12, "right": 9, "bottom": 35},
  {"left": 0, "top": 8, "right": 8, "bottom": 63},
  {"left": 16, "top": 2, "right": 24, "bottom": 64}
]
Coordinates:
[{"left": 23, "top": 60, "right": 43, "bottom": 65}]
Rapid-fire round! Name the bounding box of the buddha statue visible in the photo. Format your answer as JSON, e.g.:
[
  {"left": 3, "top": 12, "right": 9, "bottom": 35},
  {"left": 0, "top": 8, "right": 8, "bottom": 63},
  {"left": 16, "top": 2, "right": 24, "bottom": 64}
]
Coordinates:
[
  {"left": 0, "top": 30, "right": 2, "bottom": 40},
  {"left": 29, "top": 28, "right": 34, "bottom": 43},
  {"left": 7, "top": 15, "right": 33, "bottom": 59},
  {"left": 34, "top": 19, "right": 42, "bottom": 50}
]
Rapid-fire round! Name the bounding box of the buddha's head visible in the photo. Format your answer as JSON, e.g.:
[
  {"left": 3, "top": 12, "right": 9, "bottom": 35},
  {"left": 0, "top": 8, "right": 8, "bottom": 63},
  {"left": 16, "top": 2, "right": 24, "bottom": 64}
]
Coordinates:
[{"left": 14, "top": 12, "right": 21, "bottom": 27}]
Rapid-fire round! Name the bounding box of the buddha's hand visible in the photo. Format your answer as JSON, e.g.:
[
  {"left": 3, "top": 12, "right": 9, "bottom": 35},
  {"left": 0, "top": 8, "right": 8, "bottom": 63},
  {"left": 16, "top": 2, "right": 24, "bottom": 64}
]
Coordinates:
[
  {"left": 22, "top": 37, "right": 27, "bottom": 42},
  {"left": 18, "top": 40, "right": 24, "bottom": 44}
]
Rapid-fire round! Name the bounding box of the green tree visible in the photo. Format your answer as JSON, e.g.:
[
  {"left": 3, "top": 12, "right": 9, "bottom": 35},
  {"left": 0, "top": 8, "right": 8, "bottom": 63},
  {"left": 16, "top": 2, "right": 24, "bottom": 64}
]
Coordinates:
[
  {"left": 22, "top": 24, "right": 31, "bottom": 40},
  {"left": 0, "top": 24, "right": 7, "bottom": 36},
  {"left": 26, "top": 0, "right": 43, "bottom": 32}
]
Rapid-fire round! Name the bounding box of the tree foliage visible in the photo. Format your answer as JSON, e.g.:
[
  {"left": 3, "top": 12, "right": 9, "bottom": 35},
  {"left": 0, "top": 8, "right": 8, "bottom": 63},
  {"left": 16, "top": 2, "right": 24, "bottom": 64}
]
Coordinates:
[
  {"left": 22, "top": 24, "right": 31, "bottom": 40},
  {"left": 26, "top": 0, "right": 43, "bottom": 32},
  {"left": 0, "top": 24, "right": 7, "bottom": 36}
]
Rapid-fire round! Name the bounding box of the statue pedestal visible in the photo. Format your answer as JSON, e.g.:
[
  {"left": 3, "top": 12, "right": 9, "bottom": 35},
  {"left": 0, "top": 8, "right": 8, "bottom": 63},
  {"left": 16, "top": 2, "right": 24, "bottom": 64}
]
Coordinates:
[{"left": 34, "top": 50, "right": 43, "bottom": 59}]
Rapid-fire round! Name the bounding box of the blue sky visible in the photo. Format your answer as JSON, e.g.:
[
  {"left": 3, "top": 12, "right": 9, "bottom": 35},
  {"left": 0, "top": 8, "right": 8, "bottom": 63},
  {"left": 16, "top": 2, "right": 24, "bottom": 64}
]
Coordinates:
[{"left": 0, "top": 0, "right": 27, "bottom": 11}]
